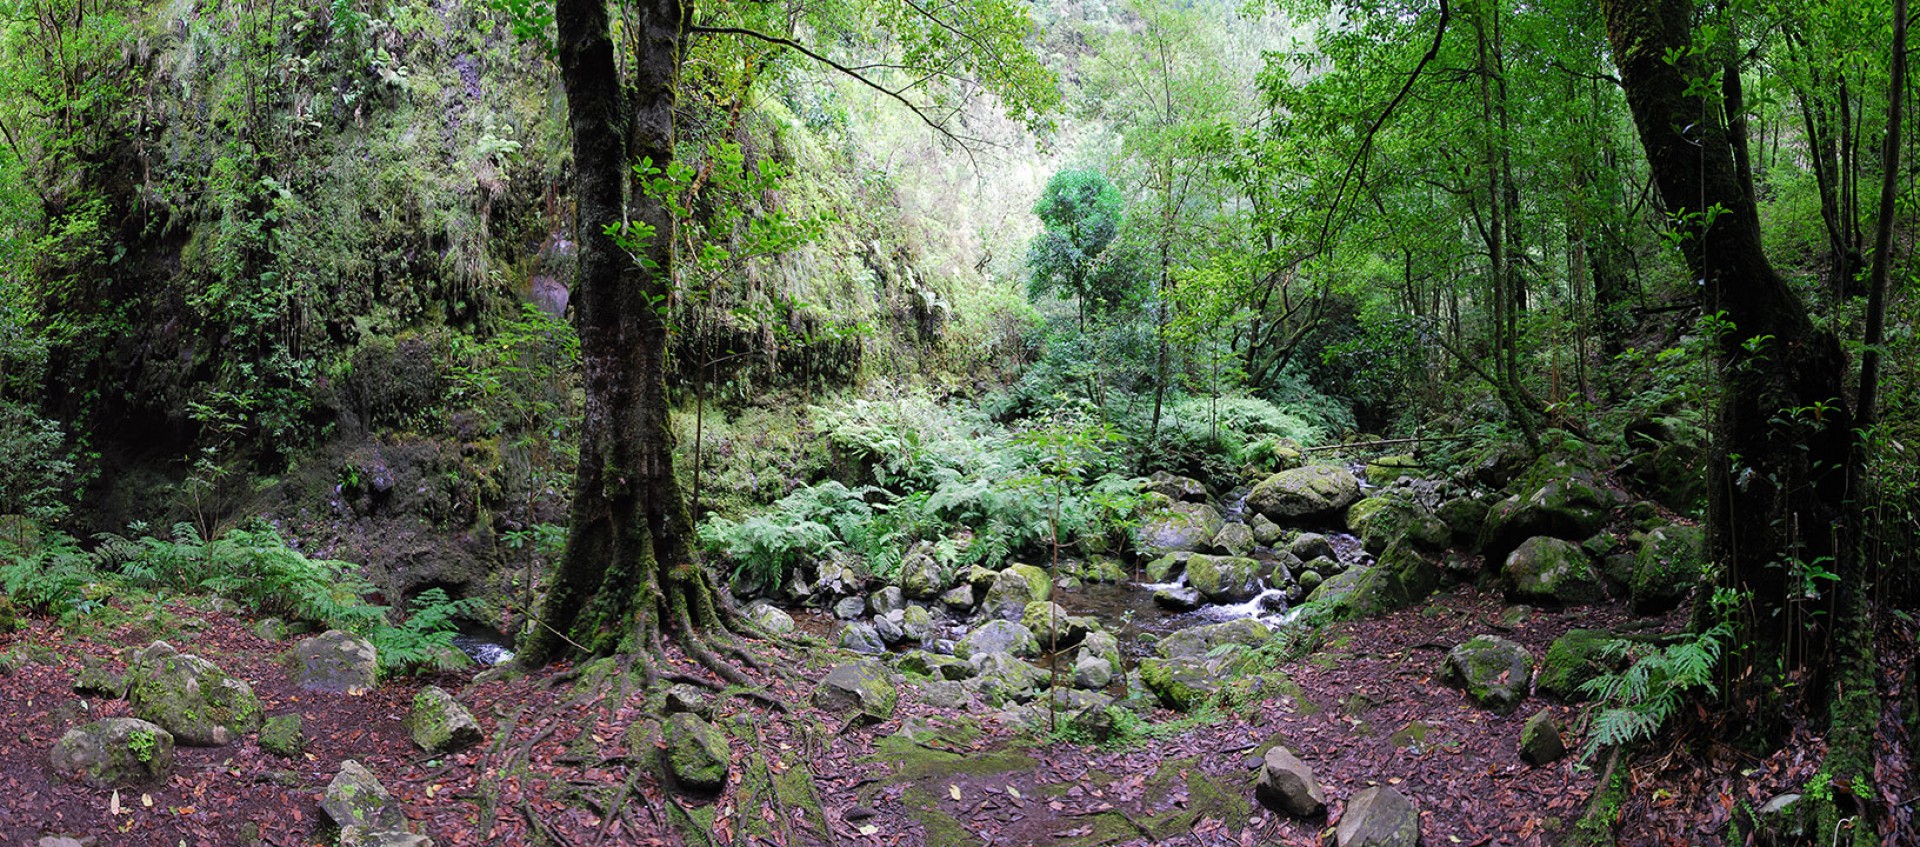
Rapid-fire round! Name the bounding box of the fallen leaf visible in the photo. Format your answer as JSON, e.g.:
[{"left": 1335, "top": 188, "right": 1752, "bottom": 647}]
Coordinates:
[
  {"left": 110, "top": 790, "right": 122, "bottom": 816},
  {"left": 949, "top": 785, "right": 962, "bottom": 801},
  {"left": 1008, "top": 787, "right": 1022, "bottom": 800},
  {"left": 142, "top": 794, "right": 153, "bottom": 808},
  {"left": 857, "top": 825, "right": 879, "bottom": 836}
]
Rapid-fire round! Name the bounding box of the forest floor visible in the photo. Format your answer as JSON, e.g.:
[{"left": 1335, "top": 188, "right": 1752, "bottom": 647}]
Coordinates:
[{"left": 0, "top": 584, "right": 1893, "bottom": 847}]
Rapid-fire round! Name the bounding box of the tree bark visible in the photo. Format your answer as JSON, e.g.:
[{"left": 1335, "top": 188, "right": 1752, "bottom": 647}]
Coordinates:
[{"left": 1600, "top": 0, "right": 1854, "bottom": 718}]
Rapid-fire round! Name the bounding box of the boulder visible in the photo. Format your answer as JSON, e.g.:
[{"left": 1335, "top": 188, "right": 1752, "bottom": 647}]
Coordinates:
[
  {"left": 1080, "top": 632, "right": 1124, "bottom": 680},
  {"left": 322, "top": 760, "right": 408, "bottom": 833},
  {"left": 1144, "top": 552, "right": 1190, "bottom": 583},
  {"left": 980, "top": 566, "right": 1050, "bottom": 620},
  {"left": 1503, "top": 536, "right": 1604, "bottom": 605},
  {"left": 1308, "top": 541, "right": 1441, "bottom": 619},
  {"left": 664, "top": 712, "right": 731, "bottom": 792},
  {"left": 1078, "top": 555, "right": 1128, "bottom": 584},
  {"left": 920, "top": 680, "right": 972, "bottom": 709},
  {"left": 1441, "top": 635, "right": 1533, "bottom": 714},
  {"left": 1480, "top": 473, "right": 1618, "bottom": 563},
  {"left": 938, "top": 584, "right": 975, "bottom": 612},
  {"left": 1620, "top": 439, "right": 1706, "bottom": 513},
  {"left": 1519, "top": 709, "right": 1566, "bottom": 765},
  {"left": 955, "top": 620, "right": 1039, "bottom": 660},
  {"left": 1288, "top": 532, "right": 1335, "bottom": 562},
  {"left": 832, "top": 596, "right": 867, "bottom": 620},
  {"left": 1255, "top": 745, "right": 1326, "bottom": 817},
  {"left": 839, "top": 622, "right": 885, "bottom": 655},
  {"left": 1211, "top": 522, "right": 1256, "bottom": 557},
  {"left": 49, "top": 718, "right": 174, "bottom": 787},
  {"left": 1250, "top": 514, "right": 1284, "bottom": 546},
  {"left": 1536, "top": 629, "right": 1616, "bottom": 700},
  {"left": 1364, "top": 455, "right": 1422, "bottom": 487},
  {"left": 1184, "top": 554, "right": 1266, "bottom": 602},
  {"left": 899, "top": 547, "right": 946, "bottom": 600},
  {"left": 1021, "top": 601, "right": 1095, "bottom": 647},
  {"left": 1152, "top": 585, "right": 1204, "bottom": 610},
  {"left": 869, "top": 587, "right": 906, "bottom": 616},
  {"left": 743, "top": 602, "right": 795, "bottom": 635},
  {"left": 73, "top": 660, "right": 127, "bottom": 699},
  {"left": 1336, "top": 786, "right": 1419, "bottom": 847},
  {"left": 1072, "top": 652, "right": 1114, "bottom": 690},
  {"left": 1146, "top": 471, "right": 1211, "bottom": 502},
  {"left": 1156, "top": 618, "right": 1271, "bottom": 660},
  {"left": 259, "top": 713, "right": 304, "bottom": 757},
  {"left": 813, "top": 660, "right": 898, "bottom": 721},
  {"left": 1138, "top": 656, "right": 1218, "bottom": 711},
  {"left": 967, "top": 652, "right": 1047, "bottom": 705},
  {"left": 900, "top": 605, "right": 934, "bottom": 642},
  {"left": 1348, "top": 497, "right": 1449, "bottom": 554},
  {"left": 406, "top": 686, "right": 483, "bottom": 754},
  {"left": 897, "top": 650, "right": 974, "bottom": 681},
  {"left": 873, "top": 611, "right": 907, "bottom": 644},
  {"left": 1631, "top": 523, "right": 1704, "bottom": 614},
  {"left": 1134, "top": 501, "right": 1225, "bottom": 557},
  {"left": 292, "top": 630, "right": 380, "bottom": 694},
  {"left": 126, "top": 642, "right": 263, "bottom": 746},
  {"left": 1436, "top": 496, "right": 1491, "bottom": 546},
  {"left": 1247, "top": 465, "right": 1362, "bottom": 524}
]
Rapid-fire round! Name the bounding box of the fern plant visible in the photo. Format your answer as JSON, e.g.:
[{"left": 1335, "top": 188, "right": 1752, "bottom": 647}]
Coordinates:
[{"left": 1578, "top": 590, "right": 1738, "bottom": 760}]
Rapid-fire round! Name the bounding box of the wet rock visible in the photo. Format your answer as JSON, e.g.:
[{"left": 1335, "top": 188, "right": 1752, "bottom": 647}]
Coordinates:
[
  {"left": 1184, "top": 554, "right": 1266, "bottom": 602},
  {"left": 1078, "top": 555, "right": 1128, "bottom": 584},
  {"left": 1146, "top": 471, "right": 1212, "bottom": 502},
  {"left": 1441, "top": 635, "right": 1533, "bottom": 714},
  {"left": 1157, "top": 619, "right": 1270, "bottom": 661},
  {"left": 1152, "top": 585, "right": 1204, "bottom": 610},
  {"left": 967, "top": 652, "right": 1047, "bottom": 705},
  {"left": 1304, "top": 554, "right": 1343, "bottom": 576},
  {"left": 664, "top": 712, "right": 730, "bottom": 792},
  {"left": 839, "top": 622, "right": 885, "bottom": 655},
  {"left": 1144, "top": 552, "right": 1191, "bottom": 583},
  {"left": 1348, "top": 496, "right": 1449, "bottom": 554},
  {"left": 955, "top": 620, "right": 1039, "bottom": 660},
  {"left": 1503, "top": 536, "right": 1604, "bottom": 605},
  {"left": 1247, "top": 465, "right": 1362, "bottom": 524},
  {"left": 406, "top": 686, "right": 483, "bottom": 754},
  {"left": 897, "top": 650, "right": 974, "bottom": 681},
  {"left": 1288, "top": 532, "right": 1335, "bottom": 562},
  {"left": 49, "top": 718, "right": 173, "bottom": 787},
  {"left": 292, "top": 630, "right": 379, "bottom": 694},
  {"left": 1519, "top": 709, "right": 1566, "bottom": 764},
  {"left": 832, "top": 596, "right": 867, "bottom": 620},
  {"left": 322, "top": 760, "right": 408, "bottom": 834},
  {"left": 869, "top": 587, "right": 906, "bottom": 616},
  {"left": 938, "top": 584, "right": 975, "bottom": 612},
  {"left": 1336, "top": 786, "right": 1419, "bottom": 847},
  {"left": 1364, "top": 455, "right": 1421, "bottom": 487},
  {"left": 743, "top": 602, "right": 795, "bottom": 635},
  {"left": 1134, "top": 501, "right": 1226, "bottom": 557},
  {"left": 1255, "top": 744, "right": 1326, "bottom": 817},
  {"left": 127, "top": 642, "right": 263, "bottom": 747},
  {"left": 1211, "top": 522, "right": 1256, "bottom": 557},
  {"left": 1631, "top": 523, "right": 1704, "bottom": 614},
  {"left": 259, "top": 713, "right": 304, "bottom": 757},
  {"left": 1297, "top": 570, "right": 1324, "bottom": 592},
  {"left": 1022, "top": 601, "right": 1095, "bottom": 647},
  {"left": 813, "top": 660, "right": 898, "bottom": 721},
  {"left": 1250, "top": 514, "right": 1284, "bottom": 546}
]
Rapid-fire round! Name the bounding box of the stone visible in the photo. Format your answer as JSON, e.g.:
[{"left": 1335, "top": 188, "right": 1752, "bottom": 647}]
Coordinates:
[
  {"left": 1152, "top": 585, "right": 1204, "bottom": 610},
  {"left": 1631, "top": 523, "right": 1704, "bottom": 613},
  {"left": 73, "top": 660, "right": 127, "bottom": 699},
  {"left": 1480, "top": 472, "right": 1619, "bottom": 563},
  {"left": 1336, "top": 786, "right": 1419, "bottom": 847},
  {"left": 1519, "top": 709, "right": 1566, "bottom": 765},
  {"left": 920, "top": 680, "right": 972, "bottom": 709},
  {"left": 48, "top": 718, "right": 174, "bottom": 787},
  {"left": 1021, "top": 601, "right": 1094, "bottom": 647},
  {"left": 1146, "top": 470, "right": 1211, "bottom": 502},
  {"left": 664, "top": 684, "right": 711, "bottom": 717},
  {"left": 1310, "top": 541, "right": 1442, "bottom": 619},
  {"left": 126, "top": 642, "right": 263, "bottom": 746},
  {"left": 292, "top": 630, "right": 379, "bottom": 694},
  {"left": 967, "top": 652, "right": 1047, "bottom": 705},
  {"left": 341, "top": 829, "right": 434, "bottom": 847},
  {"left": 1503, "top": 536, "right": 1605, "bottom": 605},
  {"left": 900, "top": 605, "right": 934, "bottom": 642},
  {"left": 1247, "top": 465, "right": 1363, "bottom": 524},
  {"left": 1348, "top": 497, "right": 1449, "bottom": 554},
  {"left": 1078, "top": 555, "right": 1128, "bottom": 583},
  {"left": 407, "top": 686, "right": 483, "bottom": 754},
  {"left": 832, "top": 596, "right": 867, "bottom": 620},
  {"left": 979, "top": 568, "right": 1048, "bottom": 620},
  {"left": 873, "top": 610, "right": 907, "bottom": 644},
  {"left": 1255, "top": 745, "right": 1326, "bottom": 817},
  {"left": 1138, "top": 656, "right": 1218, "bottom": 711},
  {"left": 743, "top": 602, "right": 795, "bottom": 635},
  {"left": 955, "top": 619, "right": 1039, "bottom": 660},
  {"left": 1441, "top": 635, "right": 1534, "bottom": 714},
  {"left": 258, "top": 713, "right": 304, "bottom": 757},
  {"left": 1134, "top": 501, "right": 1226, "bottom": 557},
  {"left": 1156, "top": 618, "right": 1272, "bottom": 660},
  {"left": 899, "top": 547, "right": 946, "bottom": 599},
  {"left": 839, "top": 622, "right": 885, "bottom": 655},
  {"left": 1210, "top": 522, "right": 1256, "bottom": 557},
  {"left": 1072, "top": 652, "right": 1114, "bottom": 689},
  {"left": 869, "top": 586, "right": 906, "bottom": 615},
  {"left": 1364, "top": 455, "right": 1421, "bottom": 486},
  {"left": 1436, "top": 496, "right": 1492, "bottom": 546},
  {"left": 1080, "top": 632, "right": 1124, "bottom": 679},
  {"left": 813, "top": 660, "right": 898, "bottom": 721},
  {"left": 1536, "top": 629, "right": 1616, "bottom": 700},
  {"left": 1288, "top": 532, "right": 1335, "bottom": 562},
  {"left": 1144, "top": 552, "right": 1189, "bottom": 583},
  {"left": 1297, "top": 570, "right": 1324, "bottom": 592},
  {"left": 897, "top": 650, "right": 974, "bottom": 681},
  {"left": 664, "top": 712, "right": 730, "bottom": 792},
  {"left": 1250, "top": 514, "right": 1284, "bottom": 546},
  {"left": 1184, "top": 554, "right": 1267, "bottom": 602},
  {"left": 322, "top": 760, "right": 408, "bottom": 833},
  {"left": 939, "top": 584, "right": 975, "bottom": 612}
]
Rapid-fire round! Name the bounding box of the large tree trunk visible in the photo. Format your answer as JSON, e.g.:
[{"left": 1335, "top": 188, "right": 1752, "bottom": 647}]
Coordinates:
[
  {"left": 523, "top": 0, "right": 731, "bottom": 668},
  {"left": 1600, "top": 0, "right": 1854, "bottom": 718}
]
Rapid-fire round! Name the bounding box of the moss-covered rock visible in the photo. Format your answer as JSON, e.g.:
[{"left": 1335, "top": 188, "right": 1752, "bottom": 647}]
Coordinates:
[
  {"left": 1144, "top": 552, "right": 1190, "bottom": 583},
  {"left": 1519, "top": 709, "right": 1566, "bottom": 765},
  {"left": 1139, "top": 656, "right": 1217, "bottom": 711},
  {"left": 1536, "top": 628, "right": 1615, "bottom": 700},
  {"left": 664, "top": 712, "right": 731, "bottom": 793},
  {"left": 813, "top": 659, "right": 898, "bottom": 722},
  {"left": 980, "top": 566, "right": 1050, "bottom": 621},
  {"left": 966, "top": 652, "right": 1048, "bottom": 705},
  {"left": 1287, "top": 532, "right": 1334, "bottom": 562},
  {"left": 1313, "top": 541, "right": 1441, "bottom": 619},
  {"left": 838, "top": 622, "right": 885, "bottom": 655},
  {"left": 1250, "top": 514, "right": 1284, "bottom": 546},
  {"left": 49, "top": 717, "right": 174, "bottom": 787},
  {"left": 1440, "top": 635, "right": 1533, "bottom": 715},
  {"left": 957, "top": 619, "right": 1039, "bottom": 659},
  {"left": 896, "top": 650, "right": 974, "bottom": 681},
  {"left": 1210, "top": 522, "right": 1256, "bottom": 557},
  {"left": 1184, "top": 554, "right": 1266, "bottom": 602},
  {"left": 126, "top": 642, "right": 263, "bottom": 747},
  {"left": 1436, "top": 496, "right": 1492, "bottom": 546},
  {"left": 0, "top": 594, "right": 19, "bottom": 634},
  {"left": 1156, "top": 618, "right": 1271, "bottom": 660},
  {"left": 291, "top": 630, "right": 380, "bottom": 694},
  {"left": 322, "top": 760, "right": 408, "bottom": 833},
  {"left": 1145, "top": 471, "right": 1211, "bottom": 502},
  {"left": 938, "top": 583, "right": 975, "bottom": 612},
  {"left": 1480, "top": 472, "right": 1618, "bottom": 563},
  {"left": 1247, "top": 465, "right": 1362, "bottom": 524},
  {"left": 1364, "top": 455, "right": 1422, "bottom": 487},
  {"left": 1347, "top": 496, "right": 1449, "bottom": 554},
  {"left": 73, "top": 659, "right": 128, "bottom": 699},
  {"left": 1631, "top": 523, "right": 1704, "bottom": 614},
  {"left": 743, "top": 602, "right": 795, "bottom": 635},
  {"left": 1503, "top": 536, "right": 1605, "bottom": 605},
  {"left": 1021, "top": 601, "right": 1095, "bottom": 647},
  {"left": 1337, "top": 786, "right": 1419, "bottom": 847},
  {"left": 406, "top": 686, "right": 483, "bottom": 754},
  {"left": 899, "top": 545, "right": 946, "bottom": 599},
  {"left": 1134, "top": 501, "right": 1225, "bottom": 557},
  {"left": 259, "top": 713, "right": 304, "bottom": 758}
]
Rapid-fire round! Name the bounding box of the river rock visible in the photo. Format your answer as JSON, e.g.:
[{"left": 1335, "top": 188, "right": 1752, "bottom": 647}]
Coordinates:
[
  {"left": 839, "top": 622, "right": 885, "bottom": 655},
  {"left": 1250, "top": 514, "right": 1284, "bottom": 546},
  {"left": 1152, "top": 585, "right": 1204, "bottom": 610},
  {"left": 1185, "top": 554, "right": 1266, "bottom": 602},
  {"left": 1308, "top": 541, "right": 1440, "bottom": 618},
  {"left": 1134, "top": 501, "right": 1226, "bottom": 557},
  {"left": 49, "top": 718, "right": 174, "bottom": 787},
  {"left": 1157, "top": 618, "right": 1271, "bottom": 660},
  {"left": 967, "top": 652, "right": 1047, "bottom": 705},
  {"left": 1073, "top": 652, "right": 1113, "bottom": 689},
  {"left": 1144, "top": 552, "right": 1190, "bottom": 583},
  {"left": 955, "top": 619, "right": 1039, "bottom": 659},
  {"left": 1436, "top": 496, "right": 1492, "bottom": 546},
  {"left": 406, "top": 686, "right": 482, "bottom": 754},
  {"left": 1519, "top": 708, "right": 1566, "bottom": 764},
  {"left": 1255, "top": 744, "right": 1326, "bottom": 817},
  {"left": 813, "top": 660, "right": 898, "bottom": 721},
  {"left": 1138, "top": 656, "right": 1217, "bottom": 711},
  {"left": 664, "top": 712, "right": 730, "bottom": 792},
  {"left": 1211, "top": 522, "right": 1256, "bottom": 557},
  {"left": 743, "top": 602, "right": 795, "bottom": 635},
  {"left": 869, "top": 586, "right": 906, "bottom": 615},
  {"left": 322, "top": 760, "right": 408, "bottom": 833},
  {"left": 1348, "top": 496, "right": 1449, "bottom": 554},
  {"left": 900, "top": 605, "right": 933, "bottom": 641},
  {"left": 899, "top": 546, "right": 945, "bottom": 600},
  {"left": 980, "top": 566, "right": 1050, "bottom": 620},
  {"left": 292, "top": 630, "right": 380, "bottom": 694},
  {"left": 1247, "top": 465, "right": 1362, "bottom": 523},
  {"left": 1078, "top": 555, "right": 1128, "bottom": 583},
  {"left": 899, "top": 650, "right": 975, "bottom": 681},
  {"left": 1631, "top": 523, "right": 1704, "bottom": 613},
  {"left": 1146, "top": 471, "right": 1211, "bottom": 502},
  {"left": 874, "top": 610, "right": 907, "bottom": 644},
  {"left": 939, "top": 584, "right": 975, "bottom": 612},
  {"left": 1337, "top": 786, "right": 1419, "bottom": 847},
  {"left": 1503, "top": 536, "right": 1604, "bottom": 605},
  {"left": 1480, "top": 472, "right": 1619, "bottom": 563},
  {"left": 832, "top": 596, "right": 867, "bottom": 620},
  {"left": 1441, "top": 635, "right": 1533, "bottom": 714},
  {"left": 1364, "top": 455, "right": 1421, "bottom": 487},
  {"left": 1022, "top": 601, "right": 1094, "bottom": 647},
  {"left": 126, "top": 642, "right": 262, "bottom": 747},
  {"left": 1288, "top": 532, "right": 1335, "bottom": 562}
]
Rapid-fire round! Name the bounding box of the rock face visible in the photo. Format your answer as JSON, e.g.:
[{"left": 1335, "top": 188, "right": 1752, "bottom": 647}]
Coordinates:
[
  {"left": 126, "top": 642, "right": 263, "bottom": 746},
  {"left": 1247, "top": 465, "right": 1362, "bottom": 524},
  {"left": 664, "top": 712, "right": 731, "bottom": 792},
  {"left": 1184, "top": 554, "right": 1266, "bottom": 602},
  {"left": 813, "top": 660, "right": 898, "bottom": 722},
  {"left": 1503, "top": 536, "right": 1605, "bottom": 605},
  {"left": 49, "top": 718, "right": 174, "bottom": 787},
  {"left": 1631, "top": 523, "right": 1704, "bottom": 613},
  {"left": 406, "top": 686, "right": 483, "bottom": 754},
  {"left": 1519, "top": 709, "right": 1567, "bottom": 765},
  {"left": 955, "top": 620, "right": 1039, "bottom": 660},
  {"left": 1337, "top": 786, "right": 1419, "bottom": 847},
  {"left": 1441, "top": 635, "right": 1534, "bottom": 714},
  {"left": 292, "top": 630, "right": 380, "bottom": 694},
  {"left": 1255, "top": 745, "right": 1326, "bottom": 817},
  {"left": 1134, "top": 501, "right": 1226, "bottom": 557}
]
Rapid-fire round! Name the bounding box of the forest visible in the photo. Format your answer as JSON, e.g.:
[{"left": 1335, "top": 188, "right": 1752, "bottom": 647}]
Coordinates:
[{"left": 0, "top": 0, "right": 1914, "bottom": 842}]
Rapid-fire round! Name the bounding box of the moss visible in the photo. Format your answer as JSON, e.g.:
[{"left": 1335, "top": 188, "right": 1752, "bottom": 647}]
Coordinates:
[{"left": 1537, "top": 629, "right": 1614, "bottom": 700}]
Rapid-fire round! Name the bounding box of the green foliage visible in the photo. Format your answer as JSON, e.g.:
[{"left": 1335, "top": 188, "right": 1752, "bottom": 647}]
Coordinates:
[
  {"left": 1027, "top": 169, "right": 1130, "bottom": 319},
  {"left": 370, "top": 587, "right": 484, "bottom": 673},
  {"left": 1578, "top": 590, "right": 1740, "bottom": 760}
]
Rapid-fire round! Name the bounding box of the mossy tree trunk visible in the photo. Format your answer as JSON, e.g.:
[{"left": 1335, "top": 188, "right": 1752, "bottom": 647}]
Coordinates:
[
  {"left": 519, "top": 0, "right": 737, "bottom": 672},
  {"left": 1599, "top": 0, "right": 1858, "bottom": 723}
]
